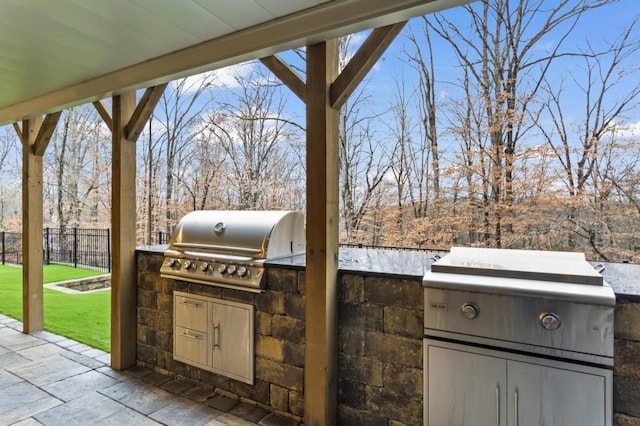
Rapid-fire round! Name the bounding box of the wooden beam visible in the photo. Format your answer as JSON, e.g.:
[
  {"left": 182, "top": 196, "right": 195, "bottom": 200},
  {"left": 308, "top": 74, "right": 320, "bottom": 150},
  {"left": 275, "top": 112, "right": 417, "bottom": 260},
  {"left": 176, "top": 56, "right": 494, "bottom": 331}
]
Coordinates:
[
  {"left": 93, "top": 100, "right": 113, "bottom": 132},
  {"left": 111, "top": 91, "right": 138, "bottom": 370},
  {"left": 304, "top": 39, "right": 339, "bottom": 426},
  {"left": 260, "top": 56, "right": 306, "bottom": 102},
  {"left": 331, "top": 21, "right": 407, "bottom": 109},
  {"left": 21, "top": 117, "right": 44, "bottom": 333},
  {"left": 33, "top": 111, "right": 62, "bottom": 156},
  {"left": 13, "top": 122, "right": 22, "bottom": 140},
  {"left": 125, "top": 83, "right": 167, "bottom": 142}
]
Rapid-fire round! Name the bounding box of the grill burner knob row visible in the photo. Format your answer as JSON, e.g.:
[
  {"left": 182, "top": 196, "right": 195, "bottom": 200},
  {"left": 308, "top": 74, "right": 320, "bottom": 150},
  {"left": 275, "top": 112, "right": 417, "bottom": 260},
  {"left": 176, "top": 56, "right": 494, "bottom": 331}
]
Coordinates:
[
  {"left": 539, "top": 312, "right": 561, "bottom": 330},
  {"left": 461, "top": 302, "right": 479, "bottom": 319}
]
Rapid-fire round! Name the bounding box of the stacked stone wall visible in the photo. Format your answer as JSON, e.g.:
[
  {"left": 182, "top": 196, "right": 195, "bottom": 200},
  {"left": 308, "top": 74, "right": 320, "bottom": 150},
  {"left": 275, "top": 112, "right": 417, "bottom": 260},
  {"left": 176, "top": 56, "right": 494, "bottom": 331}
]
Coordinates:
[
  {"left": 136, "top": 252, "right": 305, "bottom": 421},
  {"left": 338, "top": 274, "right": 424, "bottom": 425},
  {"left": 614, "top": 300, "right": 640, "bottom": 425},
  {"left": 137, "top": 249, "right": 640, "bottom": 425}
]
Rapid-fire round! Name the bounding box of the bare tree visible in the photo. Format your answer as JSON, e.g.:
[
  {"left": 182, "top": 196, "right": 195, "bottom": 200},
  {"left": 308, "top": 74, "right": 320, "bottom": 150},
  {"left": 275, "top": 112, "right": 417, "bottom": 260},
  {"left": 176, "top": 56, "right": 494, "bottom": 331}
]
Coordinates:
[
  {"left": 538, "top": 15, "right": 640, "bottom": 255},
  {"left": 154, "top": 74, "right": 215, "bottom": 231},
  {"left": 204, "top": 65, "right": 304, "bottom": 210},
  {"left": 430, "top": 0, "right": 614, "bottom": 246},
  {"left": 405, "top": 17, "right": 441, "bottom": 206},
  {"left": 0, "top": 127, "right": 19, "bottom": 228},
  {"left": 46, "top": 105, "right": 108, "bottom": 230}
]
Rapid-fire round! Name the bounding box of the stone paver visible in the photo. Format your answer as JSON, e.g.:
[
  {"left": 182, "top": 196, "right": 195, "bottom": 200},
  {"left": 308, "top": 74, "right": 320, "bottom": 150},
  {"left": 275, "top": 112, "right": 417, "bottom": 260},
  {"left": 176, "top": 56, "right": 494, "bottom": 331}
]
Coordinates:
[
  {"left": 0, "top": 381, "right": 62, "bottom": 425},
  {"left": 34, "top": 392, "right": 161, "bottom": 426},
  {"left": 0, "top": 314, "right": 280, "bottom": 425},
  {"left": 149, "top": 396, "right": 222, "bottom": 425},
  {"left": 41, "top": 370, "right": 120, "bottom": 402}
]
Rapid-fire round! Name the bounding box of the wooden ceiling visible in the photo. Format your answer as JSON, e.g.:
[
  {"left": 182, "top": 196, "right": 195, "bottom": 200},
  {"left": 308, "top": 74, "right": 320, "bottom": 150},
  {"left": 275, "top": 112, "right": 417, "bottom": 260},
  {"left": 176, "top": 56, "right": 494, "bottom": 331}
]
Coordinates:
[{"left": 0, "top": 0, "right": 469, "bottom": 125}]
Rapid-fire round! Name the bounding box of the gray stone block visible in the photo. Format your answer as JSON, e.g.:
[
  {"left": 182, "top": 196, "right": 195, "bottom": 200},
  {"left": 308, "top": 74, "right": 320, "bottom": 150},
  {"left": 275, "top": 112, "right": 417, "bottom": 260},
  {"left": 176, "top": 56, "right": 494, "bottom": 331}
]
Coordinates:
[
  {"left": 256, "top": 291, "right": 286, "bottom": 315},
  {"left": 616, "top": 339, "right": 640, "bottom": 380},
  {"left": 341, "top": 275, "right": 365, "bottom": 303},
  {"left": 340, "top": 302, "right": 383, "bottom": 332},
  {"left": 272, "top": 315, "right": 304, "bottom": 343},
  {"left": 383, "top": 306, "right": 423, "bottom": 339},
  {"left": 616, "top": 302, "right": 640, "bottom": 341},
  {"left": 364, "top": 277, "right": 422, "bottom": 309},
  {"left": 615, "top": 375, "right": 640, "bottom": 417},
  {"left": 364, "top": 331, "right": 422, "bottom": 368},
  {"left": 256, "top": 358, "right": 303, "bottom": 391},
  {"left": 339, "top": 353, "right": 383, "bottom": 386}
]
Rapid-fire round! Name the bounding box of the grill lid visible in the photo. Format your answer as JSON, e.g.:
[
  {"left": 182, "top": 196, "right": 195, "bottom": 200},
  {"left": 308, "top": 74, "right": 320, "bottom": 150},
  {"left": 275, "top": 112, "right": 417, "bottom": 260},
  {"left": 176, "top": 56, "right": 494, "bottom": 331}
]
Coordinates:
[
  {"left": 167, "top": 210, "right": 305, "bottom": 260},
  {"left": 431, "top": 247, "right": 603, "bottom": 285}
]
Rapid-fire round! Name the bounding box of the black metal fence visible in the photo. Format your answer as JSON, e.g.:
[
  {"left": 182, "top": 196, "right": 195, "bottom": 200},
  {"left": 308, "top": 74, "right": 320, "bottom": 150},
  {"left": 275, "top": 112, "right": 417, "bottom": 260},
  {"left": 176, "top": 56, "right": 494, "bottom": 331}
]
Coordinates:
[
  {"left": 157, "top": 231, "right": 171, "bottom": 245},
  {"left": 1, "top": 228, "right": 111, "bottom": 272}
]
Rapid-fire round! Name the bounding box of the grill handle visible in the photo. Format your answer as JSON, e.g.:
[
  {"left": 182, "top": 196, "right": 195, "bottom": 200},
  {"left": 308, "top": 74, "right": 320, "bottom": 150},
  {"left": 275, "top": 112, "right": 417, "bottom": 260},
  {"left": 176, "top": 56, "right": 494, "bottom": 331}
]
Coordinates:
[
  {"left": 495, "top": 386, "right": 500, "bottom": 426},
  {"left": 213, "top": 324, "right": 220, "bottom": 348},
  {"left": 514, "top": 389, "right": 519, "bottom": 426},
  {"left": 180, "top": 332, "right": 199, "bottom": 340}
]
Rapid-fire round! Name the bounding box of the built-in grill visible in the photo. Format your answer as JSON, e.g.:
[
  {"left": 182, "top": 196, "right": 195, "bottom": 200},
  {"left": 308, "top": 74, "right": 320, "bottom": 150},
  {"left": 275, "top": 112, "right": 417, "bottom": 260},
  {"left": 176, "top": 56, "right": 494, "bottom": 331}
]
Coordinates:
[
  {"left": 160, "top": 210, "right": 305, "bottom": 292},
  {"left": 422, "top": 247, "right": 615, "bottom": 426}
]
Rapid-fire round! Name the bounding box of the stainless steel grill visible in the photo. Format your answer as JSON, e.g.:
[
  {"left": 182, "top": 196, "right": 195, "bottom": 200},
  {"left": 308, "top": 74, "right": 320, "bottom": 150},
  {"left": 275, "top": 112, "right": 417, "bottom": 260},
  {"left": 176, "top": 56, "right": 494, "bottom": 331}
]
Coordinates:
[
  {"left": 160, "top": 210, "right": 305, "bottom": 292},
  {"left": 422, "top": 247, "right": 615, "bottom": 426}
]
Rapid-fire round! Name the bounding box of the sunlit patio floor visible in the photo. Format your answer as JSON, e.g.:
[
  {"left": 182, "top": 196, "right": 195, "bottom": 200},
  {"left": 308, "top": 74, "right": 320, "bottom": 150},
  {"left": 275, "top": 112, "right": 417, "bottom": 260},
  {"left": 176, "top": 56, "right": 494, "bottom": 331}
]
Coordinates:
[{"left": 0, "top": 314, "right": 298, "bottom": 426}]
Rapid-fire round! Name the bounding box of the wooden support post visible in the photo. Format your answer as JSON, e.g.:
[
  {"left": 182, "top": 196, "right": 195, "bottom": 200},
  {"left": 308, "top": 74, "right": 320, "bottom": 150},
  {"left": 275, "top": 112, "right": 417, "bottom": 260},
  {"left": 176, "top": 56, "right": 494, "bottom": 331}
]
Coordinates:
[
  {"left": 304, "top": 39, "right": 339, "bottom": 426},
  {"left": 21, "top": 117, "right": 44, "bottom": 333},
  {"left": 111, "top": 91, "right": 138, "bottom": 370}
]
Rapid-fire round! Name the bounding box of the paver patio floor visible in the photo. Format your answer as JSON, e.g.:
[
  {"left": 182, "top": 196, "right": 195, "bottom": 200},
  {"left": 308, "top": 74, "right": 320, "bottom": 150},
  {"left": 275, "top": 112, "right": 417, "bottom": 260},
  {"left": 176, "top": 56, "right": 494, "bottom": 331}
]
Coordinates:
[{"left": 0, "top": 314, "right": 297, "bottom": 426}]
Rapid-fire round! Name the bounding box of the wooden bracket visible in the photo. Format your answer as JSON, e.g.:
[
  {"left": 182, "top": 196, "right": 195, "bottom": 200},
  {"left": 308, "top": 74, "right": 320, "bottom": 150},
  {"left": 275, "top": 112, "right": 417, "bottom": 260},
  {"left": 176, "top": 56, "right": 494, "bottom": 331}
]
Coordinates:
[
  {"left": 32, "top": 111, "right": 62, "bottom": 156},
  {"left": 93, "top": 100, "right": 113, "bottom": 132},
  {"left": 331, "top": 21, "right": 407, "bottom": 109},
  {"left": 260, "top": 56, "right": 306, "bottom": 103},
  {"left": 125, "top": 83, "right": 168, "bottom": 142}
]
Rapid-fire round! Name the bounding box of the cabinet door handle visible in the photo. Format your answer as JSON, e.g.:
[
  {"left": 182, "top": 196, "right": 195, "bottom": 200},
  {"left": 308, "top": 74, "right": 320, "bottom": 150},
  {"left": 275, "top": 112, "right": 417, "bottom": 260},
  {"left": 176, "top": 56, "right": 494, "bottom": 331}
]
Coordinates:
[
  {"left": 514, "top": 389, "right": 519, "bottom": 426},
  {"left": 180, "top": 332, "right": 199, "bottom": 340},
  {"left": 181, "top": 301, "right": 200, "bottom": 308},
  {"left": 495, "top": 386, "right": 500, "bottom": 426},
  {"left": 213, "top": 324, "right": 220, "bottom": 348}
]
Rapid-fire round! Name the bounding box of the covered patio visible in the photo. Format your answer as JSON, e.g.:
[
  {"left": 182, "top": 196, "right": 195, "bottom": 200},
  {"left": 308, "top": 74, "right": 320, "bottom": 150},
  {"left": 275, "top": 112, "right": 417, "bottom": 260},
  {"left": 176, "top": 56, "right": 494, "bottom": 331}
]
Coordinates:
[
  {"left": 0, "top": 313, "right": 286, "bottom": 425},
  {"left": 0, "top": 1, "right": 470, "bottom": 424}
]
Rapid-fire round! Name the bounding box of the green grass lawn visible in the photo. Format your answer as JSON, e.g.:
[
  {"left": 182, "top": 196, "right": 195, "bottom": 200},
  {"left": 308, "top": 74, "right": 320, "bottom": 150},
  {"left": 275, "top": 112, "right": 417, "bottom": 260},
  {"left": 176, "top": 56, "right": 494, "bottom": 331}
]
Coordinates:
[{"left": 0, "top": 264, "right": 111, "bottom": 352}]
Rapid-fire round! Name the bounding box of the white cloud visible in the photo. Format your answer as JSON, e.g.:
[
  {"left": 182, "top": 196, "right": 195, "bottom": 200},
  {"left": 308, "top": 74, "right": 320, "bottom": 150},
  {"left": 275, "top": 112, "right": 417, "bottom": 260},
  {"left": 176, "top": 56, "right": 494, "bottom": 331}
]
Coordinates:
[
  {"left": 178, "top": 62, "right": 256, "bottom": 93},
  {"left": 615, "top": 121, "right": 640, "bottom": 138}
]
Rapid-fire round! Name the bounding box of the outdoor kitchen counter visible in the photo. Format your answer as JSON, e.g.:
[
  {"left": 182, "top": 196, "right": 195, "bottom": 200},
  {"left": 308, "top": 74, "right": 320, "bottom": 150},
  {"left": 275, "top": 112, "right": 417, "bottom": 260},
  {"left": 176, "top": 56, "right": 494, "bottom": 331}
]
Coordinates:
[
  {"left": 265, "top": 247, "right": 640, "bottom": 302},
  {"left": 138, "top": 245, "right": 640, "bottom": 300},
  {"left": 135, "top": 245, "right": 640, "bottom": 424}
]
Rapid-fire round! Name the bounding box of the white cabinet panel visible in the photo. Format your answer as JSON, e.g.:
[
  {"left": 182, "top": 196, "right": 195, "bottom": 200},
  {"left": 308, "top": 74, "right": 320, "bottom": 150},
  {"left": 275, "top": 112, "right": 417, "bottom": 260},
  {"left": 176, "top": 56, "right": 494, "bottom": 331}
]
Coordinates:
[
  {"left": 174, "top": 294, "right": 208, "bottom": 332},
  {"left": 508, "top": 360, "right": 607, "bottom": 426},
  {"left": 428, "top": 345, "right": 507, "bottom": 426},
  {"left": 174, "top": 326, "right": 208, "bottom": 367},
  {"left": 173, "top": 291, "right": 254, "bottom": 384},
  {"left": 424, "top": 339, "right": 612, "bottom": 426},
  {"left": 211, "top": 300, "right": 254, "bottom": 383}
]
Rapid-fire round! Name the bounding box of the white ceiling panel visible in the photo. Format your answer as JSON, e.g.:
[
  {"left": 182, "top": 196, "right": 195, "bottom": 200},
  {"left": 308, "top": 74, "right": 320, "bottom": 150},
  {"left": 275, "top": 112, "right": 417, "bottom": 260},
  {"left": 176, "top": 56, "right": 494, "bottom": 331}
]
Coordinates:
[
  {"left": 0, "top": 0, "right": 470, "bottom": 125},
  {"left": 193, "top": 0, "right": 275, "bottom": 29},
  {"left": 131, "top": 0, "right": 235, "bottom": 40}
]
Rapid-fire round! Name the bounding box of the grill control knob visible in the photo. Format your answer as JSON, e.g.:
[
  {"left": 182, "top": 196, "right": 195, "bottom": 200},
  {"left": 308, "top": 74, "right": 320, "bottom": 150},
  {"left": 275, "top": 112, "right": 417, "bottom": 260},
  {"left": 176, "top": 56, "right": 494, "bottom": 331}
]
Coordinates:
[
  {"left": 183, "top": 260, "right": 195, "bottom": 270},
  {"left": 461, "top": 303, "right": 479, "bottom": 319},
  {"left": 217, "top": 264, "right": 227, "bottom": 274},
  {"left": 237, "top": 266, "right": 248, "bottom": 277},
  {"left": 227, "top": 265, "right": 237, "bottom": 275},
  {"left": 200, "top": 263, "right": 211, "bottom": 272},
  {"left": 539, "top": 313, "right": 561, "bottom": 330},
  {"left": 167, "top": 258, "right": 178, "bottom": 267}
]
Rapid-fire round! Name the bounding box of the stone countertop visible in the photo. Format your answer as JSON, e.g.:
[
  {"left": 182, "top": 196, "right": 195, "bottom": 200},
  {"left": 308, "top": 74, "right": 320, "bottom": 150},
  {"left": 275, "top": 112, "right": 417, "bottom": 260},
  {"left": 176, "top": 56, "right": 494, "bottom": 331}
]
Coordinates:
[{"left": 137, "top": 245, "right": 640, "bottom": 301}]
